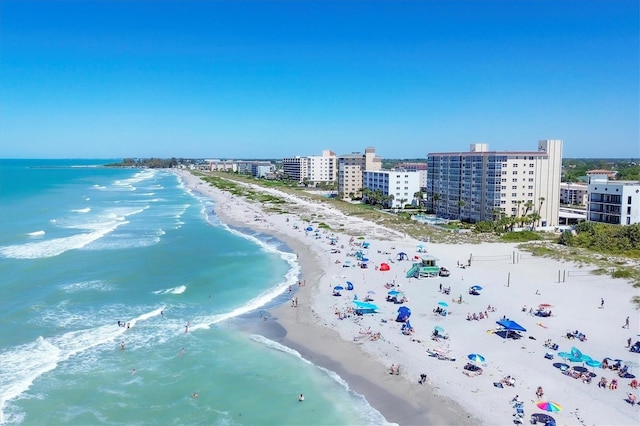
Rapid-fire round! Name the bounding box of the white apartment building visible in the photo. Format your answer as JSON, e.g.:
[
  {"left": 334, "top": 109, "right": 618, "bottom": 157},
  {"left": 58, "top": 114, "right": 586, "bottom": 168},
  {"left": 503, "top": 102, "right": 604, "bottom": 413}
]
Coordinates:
[
  {"left": 427, "top": 140, "right": 563, "bottom": 226},
  {"left": 282, "top": 150, "right": 336, "bottom": 184},
  {"left": 337, "top": 147, "right": 382, "bottom": 198},
  {"left": 587, "top": 175, "right": 640, "bottom": 225},
  {"left": 363, "top": 170, "right": 421, "bottom": 208},
  {"left": 207, "top": 159, "right": 237, "bottom": 172},
  {"left": 395, "top": 162, "right": 428, "bottom": 190},
  {"left": 560, "top": 182, "right": 589, "bottom": 207},
  {"left": 307, "top": 150, "right": 337, "bottom": 183}
]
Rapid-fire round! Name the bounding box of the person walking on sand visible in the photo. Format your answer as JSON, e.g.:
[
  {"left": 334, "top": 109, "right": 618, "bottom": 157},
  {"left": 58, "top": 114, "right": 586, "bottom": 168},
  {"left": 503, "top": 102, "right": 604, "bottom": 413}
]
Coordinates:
[
  {"left": 601, "top": 298, "right": 605, "bottom": 308},
  {"left": 623, "top": 316, "right": 630, "bottom": 329}
]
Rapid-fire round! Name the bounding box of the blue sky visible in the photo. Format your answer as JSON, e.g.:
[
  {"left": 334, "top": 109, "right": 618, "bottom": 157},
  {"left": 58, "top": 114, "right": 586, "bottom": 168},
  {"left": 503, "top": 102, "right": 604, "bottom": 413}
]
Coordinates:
[{"left": 1, "top": 1, "right": 638, "bottom": 159}]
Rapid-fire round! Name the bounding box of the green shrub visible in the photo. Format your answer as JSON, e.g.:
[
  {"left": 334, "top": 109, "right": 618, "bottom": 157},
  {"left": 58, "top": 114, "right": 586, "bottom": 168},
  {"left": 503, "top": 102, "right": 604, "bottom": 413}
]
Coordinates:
[{"left": 500, "top": 231, "right": 542, "bottom": 242}]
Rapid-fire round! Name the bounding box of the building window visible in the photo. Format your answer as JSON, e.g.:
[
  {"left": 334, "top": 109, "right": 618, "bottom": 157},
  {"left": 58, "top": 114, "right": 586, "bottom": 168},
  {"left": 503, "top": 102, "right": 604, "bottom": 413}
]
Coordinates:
[
  {"left": 529, "top": 171, "right": 534, "bottom": 175},
  {"left": 512, "top": 186, "right": 517, "bottom": 189},
  {"left": 513, "top": 171, "right": 518, "bottom": 175},
  {"left": 512, "top": 193, "right": 517, "bottom": 197},
  {"left": 629, "top": 196, "right": 633, "bottom": 204}
]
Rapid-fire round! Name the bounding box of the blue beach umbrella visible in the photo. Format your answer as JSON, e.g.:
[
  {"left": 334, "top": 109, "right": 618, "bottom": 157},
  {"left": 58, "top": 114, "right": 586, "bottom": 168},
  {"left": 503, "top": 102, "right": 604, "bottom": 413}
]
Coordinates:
[
  {"left": 471, "top": 285, "right": 483, "bottom": 291},
  {"left": 438, "top": 301, "right": 449, "bottom": 307},
  {"left": 353, "top": 301, "right": 379, "bottom": 311},
  {"left": 334, "top": 286, "right": 344, "bottom": 291},
  {"left": 388, "top": 290, "right": 401, "bottom": 296},
  {"left": 434, "top": 325, "right": 445, "bottom": 333},
  {"left": 306, "top": 226, "right": 313, "bottom": 231},
  {"left": 468, "top": 353, "right": 485, "bottom": 364}
]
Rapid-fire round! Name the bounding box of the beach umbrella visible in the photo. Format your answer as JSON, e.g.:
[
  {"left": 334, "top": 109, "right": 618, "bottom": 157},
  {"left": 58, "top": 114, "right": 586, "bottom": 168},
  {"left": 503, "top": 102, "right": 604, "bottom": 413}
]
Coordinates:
[
  {"left": 538, "top": 303, "right": 553, "bottom": 308},
  {"left": 388, "top": 290, "right": 401, "bottom": 295},
  {"left": 367, "top": 290, "right": 376, "bottom": 295},
  {"left": 333, "top": 286, "right": 344, "bottom": 291},
  {"left": 352, "top": 301, "right": 379, "bottom": 311},
  {"left": 438, "top": 301, "right": 449, "bottom": 307},
  {"left": 470, "top": 285, "right": 483, "bottom": 291},
  {"left": 557, "top": 352, "right": 582, "bottom": 363},
  {"left": 305, "top": 226, "right": 313, "bottom": 231},
  {"left": 536, "top": 401, "right": 562, "bottom": 412},
  {"left": 496, "top": 319, "right": 526, "bottom": 332},
  {"left": 380, "top": 263, "right": 390, "bottom": 271},
  {"left": 434, "top": 325, "right": 445, "bottom": 333},
  {"left": 397, "top": 306, "right": 411, "bottom": 316},
  {"left": 467, "top": 353, "right": 485, "bottom": 364},
  {"left": 585, "top": 358, "right": 601, "bottom": 372}
]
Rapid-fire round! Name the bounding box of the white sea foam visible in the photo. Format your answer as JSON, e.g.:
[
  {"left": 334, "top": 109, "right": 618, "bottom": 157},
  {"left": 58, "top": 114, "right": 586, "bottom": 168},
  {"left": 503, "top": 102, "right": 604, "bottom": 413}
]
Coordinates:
[
  {"left": 0, "top": 219, "right": 127, "bottom": 259},
  {"left": 60, "top": 280, "right": 112, "bottom": 293},
  {"left": 26, "top": 230, "right": 45, "bottom": 237},
  {"left": 152, "top": 285, "right": 187, "bottom": 295},
  {"left": 0, "top": 306, "right": 164, "bottom": 421},
  {"left": 71, "top": 207, "right": 91, "bottom": 213}
]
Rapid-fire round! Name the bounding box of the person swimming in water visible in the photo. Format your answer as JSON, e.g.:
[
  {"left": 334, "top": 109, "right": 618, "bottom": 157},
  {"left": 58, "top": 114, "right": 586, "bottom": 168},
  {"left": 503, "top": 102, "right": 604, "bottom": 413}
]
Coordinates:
[{"left": 298, "top": 394, "right": 304, "bottom": 401}]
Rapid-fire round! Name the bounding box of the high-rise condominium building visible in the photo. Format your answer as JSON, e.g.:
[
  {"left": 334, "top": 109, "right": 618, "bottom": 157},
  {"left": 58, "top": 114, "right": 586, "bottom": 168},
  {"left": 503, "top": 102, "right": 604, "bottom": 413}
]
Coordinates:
[
  {"left": 337, "top": 147, "right": 382, "bottom": 198},
  {"left": 282, "top": 150, "right": 336, "bottom": 184},
  {"left": 426, "top": 140, "right": 563, "bottom": 226}
]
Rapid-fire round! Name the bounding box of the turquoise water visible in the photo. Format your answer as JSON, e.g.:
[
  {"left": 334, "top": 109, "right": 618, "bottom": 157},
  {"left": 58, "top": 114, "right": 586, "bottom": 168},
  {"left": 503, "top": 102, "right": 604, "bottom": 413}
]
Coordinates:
[{"left": 0, "top": 160, "right": 388, "bottom": 425}]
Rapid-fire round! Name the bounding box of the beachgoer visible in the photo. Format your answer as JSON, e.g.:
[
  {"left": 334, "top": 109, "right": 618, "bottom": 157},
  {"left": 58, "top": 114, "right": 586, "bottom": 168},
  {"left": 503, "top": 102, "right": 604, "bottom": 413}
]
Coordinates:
[
  {"left": 628, "top": 393, "right": 637, "bottom": 406},
  {"left": 192, "top": 392, "right": 199, "bottom": 398},
  {"left": 185, "top": 325, "right": 189, "bottom": 333},
  {"left": 627, "top": 337, "right": 632, "bottom": 348},
  {"left": 623, "top": 316, "right": 630, "bottom": 328},
  {"left": 178, "top": 348, "right": 185, "bottom": 357},
  {"left": 536, "top": 386, "right": 544, "bottom": 399},
  {"left": 418, "top": 373, "right": 427, "bottom": 385},
  {"left": 160, "top": 310, "right": 164, "bottom": 316},
  {"left": 131, "top": 368, "right": 136, "bottom": 375},
  {"left": 120, "top": 341, "right": 125, "bottom": 351},
  {"left": 295, "top": 297, "right": 298, "bottom": 307},
  {"left": 118, "top": 320, "right": 121, "bottom": 327},
  {"left": 601, "top": 298, "right": 605, "bottom": 308},
  {"left": 298, "top": 393, "right": 304, "bottom": 401}
]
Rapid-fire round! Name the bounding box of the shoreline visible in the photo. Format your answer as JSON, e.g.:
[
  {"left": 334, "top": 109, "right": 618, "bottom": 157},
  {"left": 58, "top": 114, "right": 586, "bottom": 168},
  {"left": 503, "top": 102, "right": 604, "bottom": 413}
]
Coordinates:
[
  {"left": 177, "top": 170, "right": 640, "bottom": 426},
  {"left": 180, "top": 170, "right": 478, "bottom": 425}
]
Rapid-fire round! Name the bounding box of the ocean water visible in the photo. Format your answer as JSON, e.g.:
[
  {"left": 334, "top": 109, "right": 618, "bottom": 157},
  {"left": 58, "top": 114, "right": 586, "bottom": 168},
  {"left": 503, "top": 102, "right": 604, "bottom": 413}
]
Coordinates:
[{"left": 0, "top": 159, "right": 389, "bottom": 425}]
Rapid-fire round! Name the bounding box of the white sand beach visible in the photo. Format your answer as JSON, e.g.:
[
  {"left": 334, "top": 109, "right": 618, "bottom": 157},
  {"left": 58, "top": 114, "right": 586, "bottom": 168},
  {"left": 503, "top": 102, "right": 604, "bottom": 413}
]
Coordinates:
[{"left": 177, "top": 170, "right": 640, "bottom": 426}]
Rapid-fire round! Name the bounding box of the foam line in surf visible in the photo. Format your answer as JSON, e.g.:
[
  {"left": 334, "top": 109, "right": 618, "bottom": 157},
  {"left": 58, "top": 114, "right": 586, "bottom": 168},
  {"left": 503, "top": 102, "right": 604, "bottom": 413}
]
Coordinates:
[{"left": 0, "top": 306, "right": 165, "bottom": 420}]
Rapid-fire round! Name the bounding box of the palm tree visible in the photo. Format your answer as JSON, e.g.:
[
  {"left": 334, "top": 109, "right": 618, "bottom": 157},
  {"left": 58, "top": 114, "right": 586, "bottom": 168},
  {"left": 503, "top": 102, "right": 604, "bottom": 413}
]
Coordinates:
[
  {"left": 457, "top": 200, "right": 466, "bottom": 221},
  {"left": 399, "top": 198, "right": 408, "bottom": 210},
  {"left": 432, "top": 193, "right": 442, "bottom": 215},
  {"left": 523, "top": 200, "right": 535, "bottom": 217},
  {"left": 529, "top": 212, "right": 541, "bottom": 230},
  {"left": 537, "top": 197, "right": 546, "bottom": 227}
]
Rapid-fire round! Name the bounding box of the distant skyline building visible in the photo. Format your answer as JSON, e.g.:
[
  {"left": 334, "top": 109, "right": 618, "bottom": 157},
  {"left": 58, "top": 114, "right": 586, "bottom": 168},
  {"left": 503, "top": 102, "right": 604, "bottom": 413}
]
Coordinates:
[
  {"left": 282, "top": 150, "right": 336, "bottom": 184},
  {"left": 587, "top": 175, "right": 640, "bottom": 225},
  {"left": 426, "top": 140, "right": 563, "bottom": 226},
  {"left": 337, "top": 147, "right": 382, "bottom": 199},
  {"left": 560, "top": 182, "right": 589, "bottom": 207},
  {"left": 363, "top": 170, "right": 421, "bottom": 208}
]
